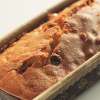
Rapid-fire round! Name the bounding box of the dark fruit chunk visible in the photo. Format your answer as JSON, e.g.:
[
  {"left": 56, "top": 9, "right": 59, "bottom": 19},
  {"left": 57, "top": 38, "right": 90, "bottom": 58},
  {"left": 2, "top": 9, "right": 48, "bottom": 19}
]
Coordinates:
[{"left": 50, "top": 54, "right": 61, "bottom": 66}]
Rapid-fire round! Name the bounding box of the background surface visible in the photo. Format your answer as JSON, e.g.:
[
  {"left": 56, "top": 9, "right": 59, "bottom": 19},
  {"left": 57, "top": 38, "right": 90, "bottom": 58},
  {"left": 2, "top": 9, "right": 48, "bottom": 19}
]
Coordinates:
[{"left": 0, "top": 0, "right": 100, "bottom": 100}]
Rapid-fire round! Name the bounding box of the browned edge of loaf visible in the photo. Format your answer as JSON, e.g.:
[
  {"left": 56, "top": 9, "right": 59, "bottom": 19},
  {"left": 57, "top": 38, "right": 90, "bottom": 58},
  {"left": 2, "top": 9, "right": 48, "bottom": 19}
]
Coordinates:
[{"left": 0, "top": 0, "right": 94, "bottom": 54}]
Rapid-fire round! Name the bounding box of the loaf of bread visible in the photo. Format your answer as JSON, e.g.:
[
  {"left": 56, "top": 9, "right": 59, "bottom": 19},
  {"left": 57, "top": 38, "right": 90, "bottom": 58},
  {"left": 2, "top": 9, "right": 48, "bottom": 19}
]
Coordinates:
[{"left": 0, "top": 0, "right": 100, "bottom": 99}]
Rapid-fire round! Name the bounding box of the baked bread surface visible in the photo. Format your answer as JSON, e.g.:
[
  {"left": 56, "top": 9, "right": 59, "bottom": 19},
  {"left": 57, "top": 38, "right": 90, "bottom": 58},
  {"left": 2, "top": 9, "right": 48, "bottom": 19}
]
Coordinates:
[{"left": 0, "top": 0, "right": 100, "bottom": 99}]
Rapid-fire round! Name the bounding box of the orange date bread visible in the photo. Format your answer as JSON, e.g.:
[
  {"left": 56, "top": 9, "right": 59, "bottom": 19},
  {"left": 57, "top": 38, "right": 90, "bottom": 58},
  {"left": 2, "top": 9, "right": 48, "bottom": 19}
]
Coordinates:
[{"left": 0, "top": 0, "right": 100, "bottom": 100}]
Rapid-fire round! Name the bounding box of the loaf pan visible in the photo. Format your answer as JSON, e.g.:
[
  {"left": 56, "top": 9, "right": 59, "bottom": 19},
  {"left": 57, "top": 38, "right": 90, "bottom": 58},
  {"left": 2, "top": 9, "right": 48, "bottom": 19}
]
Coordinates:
[{"left": 0, "top": 0, "right": 100, "bottom": 100}]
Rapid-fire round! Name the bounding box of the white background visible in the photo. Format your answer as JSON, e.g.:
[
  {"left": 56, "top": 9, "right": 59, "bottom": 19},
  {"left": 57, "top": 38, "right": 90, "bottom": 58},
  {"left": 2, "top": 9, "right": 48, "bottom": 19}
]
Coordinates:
[
  {"left": 0, "top": 0, "right": 100, "bottom": 100},
  {"left": 0, "top": 0, "right": 61, "bottom": 38}
]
